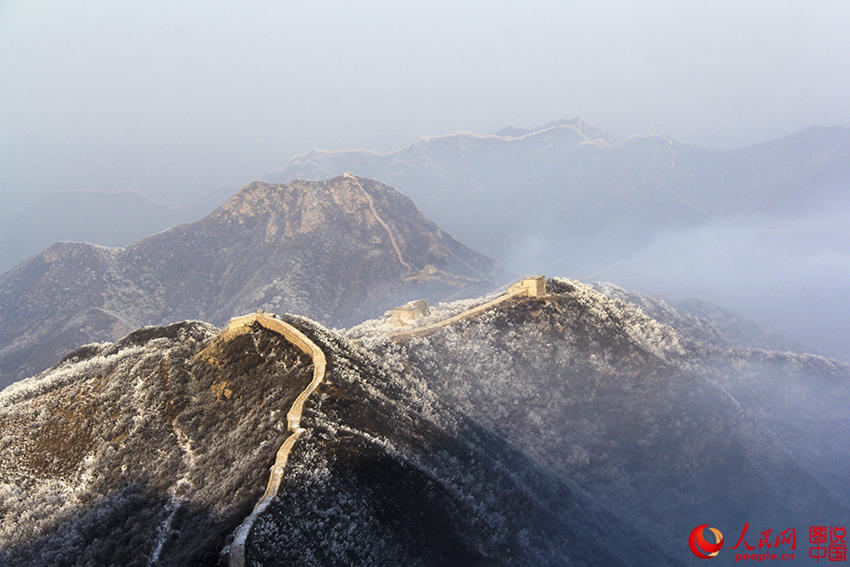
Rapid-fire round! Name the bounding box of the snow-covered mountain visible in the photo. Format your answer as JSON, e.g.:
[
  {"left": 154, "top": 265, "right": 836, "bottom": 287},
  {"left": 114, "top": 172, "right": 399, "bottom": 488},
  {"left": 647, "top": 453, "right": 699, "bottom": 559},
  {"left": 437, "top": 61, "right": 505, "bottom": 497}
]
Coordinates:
[
  {"left": 0, "top": 311, "right": 663, "bottom": 566},
  {"left": 2, "top": 277, "right": 846, "bottom": 565},
  {"left": 0, "top": 175, "right": 502, "bottom": 389},
  {"left": 353, "top": 278, "right": 850, "bottom": 561}
]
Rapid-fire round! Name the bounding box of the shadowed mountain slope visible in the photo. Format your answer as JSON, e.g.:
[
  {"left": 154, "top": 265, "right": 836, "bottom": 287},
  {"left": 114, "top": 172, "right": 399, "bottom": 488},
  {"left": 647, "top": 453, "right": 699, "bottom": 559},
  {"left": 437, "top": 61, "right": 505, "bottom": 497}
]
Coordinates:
[
  {"left": 0, "top": 313, "right": 663, "bottom": 567},
  {"left": 0, "top": 320, "right": 312, "bottom": 566}
]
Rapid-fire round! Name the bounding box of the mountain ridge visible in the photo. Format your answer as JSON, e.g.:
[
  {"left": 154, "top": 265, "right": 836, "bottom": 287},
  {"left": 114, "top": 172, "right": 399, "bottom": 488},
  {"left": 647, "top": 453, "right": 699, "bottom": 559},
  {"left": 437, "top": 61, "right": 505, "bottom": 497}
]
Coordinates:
[
  {"left": 0, "top": 175, "right": 503, "bottom": 389},
  {"left": 3, "top": 276, "right": 846, "bottom": 565},
  {"left": 278, "top": 117, "right": 657, "bottom": 167},
  {"left": 354, "top": 277, "right": 849, "bottom": 556},
  {"left": 0, "top": 302, "right": 666, "bottom": 566}
]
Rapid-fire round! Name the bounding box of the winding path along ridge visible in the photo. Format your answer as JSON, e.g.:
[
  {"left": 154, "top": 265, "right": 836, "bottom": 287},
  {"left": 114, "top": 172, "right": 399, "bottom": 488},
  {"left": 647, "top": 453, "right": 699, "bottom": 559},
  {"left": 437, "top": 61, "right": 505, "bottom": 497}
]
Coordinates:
[
  {"left": 227, "top": 277, "right": 544, "bottom": 564},
  {"left": 228, "top": 312, "right": 326, "bottom": 567},
  {"left": 344, "top": 172, "right": 415, "bottom": 273},
  {"left": 389, "top": 276, "right": 546, "bottom": 342}
]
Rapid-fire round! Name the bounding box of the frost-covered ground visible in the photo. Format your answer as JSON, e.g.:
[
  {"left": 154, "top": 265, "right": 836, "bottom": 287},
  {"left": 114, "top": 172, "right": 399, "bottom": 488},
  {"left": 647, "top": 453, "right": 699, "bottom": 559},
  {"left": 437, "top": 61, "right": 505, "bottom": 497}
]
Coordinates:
[
  {"left": 243, "top": 313, "right": 661, "bottom": 566},
  {"left": 362, "top": 277, "right": 850, "bottom": 564},
  {"left": 0, "top": 320, "right": 315, "bottom": 566},
  {"left": 0, "top": 308, "right": 665, "bottom": 566},
  {"left": 2, "top": 277, "right": 848, "bottom": 566}
]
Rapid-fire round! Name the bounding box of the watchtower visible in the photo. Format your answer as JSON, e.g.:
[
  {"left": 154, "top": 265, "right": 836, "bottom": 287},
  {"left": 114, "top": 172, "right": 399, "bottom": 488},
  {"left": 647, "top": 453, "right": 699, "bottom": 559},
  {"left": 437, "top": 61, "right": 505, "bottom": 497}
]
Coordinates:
[
  {"left": 508, "top": 276, "right": 546, "bottom": 297},
  {"left": 390, "top": 299, "right": 431, "bottom": 326}
]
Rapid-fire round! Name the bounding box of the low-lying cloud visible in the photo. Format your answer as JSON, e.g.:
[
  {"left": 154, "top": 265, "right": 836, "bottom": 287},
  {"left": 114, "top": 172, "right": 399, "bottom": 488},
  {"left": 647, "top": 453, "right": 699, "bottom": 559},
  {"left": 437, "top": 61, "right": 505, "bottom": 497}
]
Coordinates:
[{"left": 506, "top": 210, "right": 850, "bottom": 361}]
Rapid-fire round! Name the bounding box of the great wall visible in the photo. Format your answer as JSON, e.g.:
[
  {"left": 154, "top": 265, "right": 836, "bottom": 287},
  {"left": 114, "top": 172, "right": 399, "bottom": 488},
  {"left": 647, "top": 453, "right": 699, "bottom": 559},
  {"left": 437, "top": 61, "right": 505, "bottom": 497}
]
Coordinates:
[
  {"left": 227, "top": 276, "right": 546, "bottom": 565},
  {"left": 344, "top": 172, "right": 415, "bottom": 273},
  {"left": 227, "top": 312, "right": 327, "bottom": 567},
  {"left": 389, "top": 275, "right": 546, "bottom": 341}
]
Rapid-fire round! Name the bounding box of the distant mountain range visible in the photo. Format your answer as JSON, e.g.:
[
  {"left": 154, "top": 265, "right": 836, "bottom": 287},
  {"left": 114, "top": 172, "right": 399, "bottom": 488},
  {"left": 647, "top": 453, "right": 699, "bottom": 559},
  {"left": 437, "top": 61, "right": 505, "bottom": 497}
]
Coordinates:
[
  {"left": 2, "top": 278, "right": 846, "bottom": 565},
  {"left": 0, "top": 175, "right": 501, "bottom": 388},
  {"left": 270, "top": 119, "right": 850, "bottom": 266},
  {"left": 268, "top": 119, "right": 850, "bottom": 361}
]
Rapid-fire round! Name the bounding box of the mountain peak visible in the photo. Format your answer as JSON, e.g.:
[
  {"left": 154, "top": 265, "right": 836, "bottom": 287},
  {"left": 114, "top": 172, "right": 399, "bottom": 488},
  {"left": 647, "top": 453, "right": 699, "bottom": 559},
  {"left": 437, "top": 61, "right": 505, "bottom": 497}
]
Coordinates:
[
  {"left": 210, "top": 175, "right": 432, "bottom": 245},
  {"left": 0, "top": 175, "right": 502, "bottom": 387}
]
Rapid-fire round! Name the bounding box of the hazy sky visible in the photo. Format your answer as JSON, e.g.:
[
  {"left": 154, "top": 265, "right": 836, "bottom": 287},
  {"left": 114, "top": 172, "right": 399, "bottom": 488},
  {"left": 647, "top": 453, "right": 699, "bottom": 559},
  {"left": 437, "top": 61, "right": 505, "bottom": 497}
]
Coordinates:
[{"left": 2, "top": 1, "right": 850, "bottom": 206}]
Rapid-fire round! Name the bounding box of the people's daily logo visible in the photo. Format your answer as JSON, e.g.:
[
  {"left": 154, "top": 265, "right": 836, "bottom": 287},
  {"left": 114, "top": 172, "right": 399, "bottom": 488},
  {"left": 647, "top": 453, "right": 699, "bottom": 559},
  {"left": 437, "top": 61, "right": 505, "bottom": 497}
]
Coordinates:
[
  {"left": 690, "top": 524, "right": 725, "bottom": 559},
  {"left": 688, "top": 522, "right": 846, "bottom": 562}
]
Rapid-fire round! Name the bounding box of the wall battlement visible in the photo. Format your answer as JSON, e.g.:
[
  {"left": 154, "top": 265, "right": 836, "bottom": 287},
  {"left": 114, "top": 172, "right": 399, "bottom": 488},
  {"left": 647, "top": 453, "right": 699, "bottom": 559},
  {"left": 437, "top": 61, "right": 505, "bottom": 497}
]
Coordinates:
[{"left": 390, "top": 276, "right": 547, "bottom": 342}]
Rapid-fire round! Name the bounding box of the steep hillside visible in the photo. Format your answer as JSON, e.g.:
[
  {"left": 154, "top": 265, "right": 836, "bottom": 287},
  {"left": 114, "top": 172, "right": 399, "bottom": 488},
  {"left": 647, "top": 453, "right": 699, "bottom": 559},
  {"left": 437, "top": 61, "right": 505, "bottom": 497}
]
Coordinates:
[
  {"left": 586, "top": 281, "right": 847, "bottom": 488},
  {"left": 0, "top": 313, "right": 662, "bottom": 567},
  {"left": 0, "top": 175, "right": 502, "bottom": 389},
  {"left": 353, "top": 278, "right": 850, "bottom": 562},
  {"left": 0, "top": 320, "right": 312, "bottom": 566},
  {"left": 3, "top": 277, "right": 847, "bottom": 565}
]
